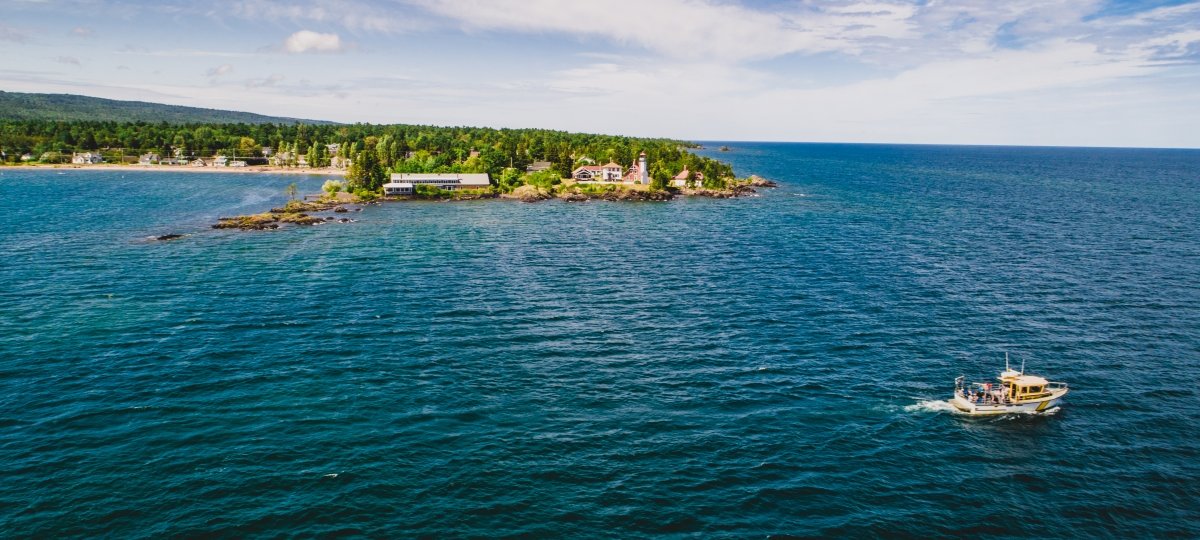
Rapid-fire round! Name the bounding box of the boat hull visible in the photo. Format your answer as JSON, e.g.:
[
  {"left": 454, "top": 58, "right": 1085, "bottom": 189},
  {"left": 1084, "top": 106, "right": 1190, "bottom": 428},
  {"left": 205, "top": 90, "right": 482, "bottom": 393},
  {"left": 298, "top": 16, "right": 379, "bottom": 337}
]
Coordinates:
[{"left": 950, "top": 389, "right": 1068, "bottom": 416}]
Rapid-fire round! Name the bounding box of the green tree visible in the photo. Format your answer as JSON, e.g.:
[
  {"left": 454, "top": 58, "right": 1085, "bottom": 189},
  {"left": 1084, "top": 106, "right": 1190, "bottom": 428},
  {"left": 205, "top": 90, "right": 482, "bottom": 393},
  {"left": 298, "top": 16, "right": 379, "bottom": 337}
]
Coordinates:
[
  {"left": 237, "top": 136, "right": 257, "bottom": 157},
  {"left": 322, "top": 179, "right": 344, "bottom": 195},
  {"left": 650, "top": 166, "right": 670, "bottom": 191},
  {"left": 285, "top": 182, "right": 298, "bottom": 201},
  {"left": 347, "top": 150, "right": 385, "bottom": 191}
]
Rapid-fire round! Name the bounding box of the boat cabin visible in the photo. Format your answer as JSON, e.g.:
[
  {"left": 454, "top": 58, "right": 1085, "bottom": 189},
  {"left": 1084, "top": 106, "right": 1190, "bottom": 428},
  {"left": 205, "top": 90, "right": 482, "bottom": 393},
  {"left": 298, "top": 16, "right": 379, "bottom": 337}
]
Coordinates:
[{"left": 1000, "top": 371, "right": 1051, "bottom": 401}]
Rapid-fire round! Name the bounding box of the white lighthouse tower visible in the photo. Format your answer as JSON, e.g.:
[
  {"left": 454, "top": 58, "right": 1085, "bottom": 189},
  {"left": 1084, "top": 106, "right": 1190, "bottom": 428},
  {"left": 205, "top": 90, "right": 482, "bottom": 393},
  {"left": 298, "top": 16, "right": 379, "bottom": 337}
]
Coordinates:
[{"left": 638, "top": 151, "right": 648, "bottom": 184}]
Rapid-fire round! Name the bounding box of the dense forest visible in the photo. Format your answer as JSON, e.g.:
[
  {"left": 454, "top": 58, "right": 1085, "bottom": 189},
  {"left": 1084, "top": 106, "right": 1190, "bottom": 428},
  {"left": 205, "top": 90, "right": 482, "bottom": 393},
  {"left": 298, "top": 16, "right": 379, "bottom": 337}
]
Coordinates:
[
  {"left": 0, "top": 91, "right": 329, "bottom": 124},
  {"left": 0, "top": 120, "right": 737, "bottom": 191}
]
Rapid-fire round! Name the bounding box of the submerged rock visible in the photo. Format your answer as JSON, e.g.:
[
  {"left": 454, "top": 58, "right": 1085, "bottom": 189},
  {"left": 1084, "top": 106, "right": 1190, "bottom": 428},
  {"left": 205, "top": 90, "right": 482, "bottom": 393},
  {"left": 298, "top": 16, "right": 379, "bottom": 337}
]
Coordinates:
[{"left": 155, "top": 234, "right": 185, "bottom": 241}]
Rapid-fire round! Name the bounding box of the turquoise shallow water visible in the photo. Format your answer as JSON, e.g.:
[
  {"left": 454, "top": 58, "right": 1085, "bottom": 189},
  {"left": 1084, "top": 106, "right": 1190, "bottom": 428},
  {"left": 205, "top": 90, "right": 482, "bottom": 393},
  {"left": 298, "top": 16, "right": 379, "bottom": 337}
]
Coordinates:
[{"left": 1, "top": 143, "right": 1199, "bottom": 537}]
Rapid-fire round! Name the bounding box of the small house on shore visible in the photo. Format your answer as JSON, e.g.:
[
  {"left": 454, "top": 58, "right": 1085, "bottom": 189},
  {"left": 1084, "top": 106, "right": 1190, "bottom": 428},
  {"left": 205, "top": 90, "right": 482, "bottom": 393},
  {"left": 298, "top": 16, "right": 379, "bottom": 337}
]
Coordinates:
[
  {"left": 139, "top": 153, "right": 160, "bottom": 165},
  {"left": 671, "top": 167, "right": 704, "bottom": 188},
  {"left": 526, "top": 161, "right": 552, "bottom": 172},
  {"left": 72, "top": 152, "right": 103, "bottom": 164},
  {"left": 383, "top": 173, "right": 491, "bottom": 195},
  {"left": 573, "top": 162, "right": 624, "bottom": 181}
]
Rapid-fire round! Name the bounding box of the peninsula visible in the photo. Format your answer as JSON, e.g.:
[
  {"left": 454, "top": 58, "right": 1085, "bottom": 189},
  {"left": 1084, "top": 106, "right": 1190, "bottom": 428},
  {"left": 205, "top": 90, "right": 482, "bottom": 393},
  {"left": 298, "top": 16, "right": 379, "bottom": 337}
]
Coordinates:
[{"left": 0, "top": 95, "right": 775, "bottom": 231}]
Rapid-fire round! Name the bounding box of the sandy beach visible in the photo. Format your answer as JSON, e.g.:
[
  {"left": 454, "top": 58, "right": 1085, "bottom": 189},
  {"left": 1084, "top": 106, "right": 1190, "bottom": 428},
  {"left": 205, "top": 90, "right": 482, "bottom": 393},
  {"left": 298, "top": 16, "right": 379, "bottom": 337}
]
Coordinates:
[{"left": 2, "top": 163, "right": 347, "bottom": 176}]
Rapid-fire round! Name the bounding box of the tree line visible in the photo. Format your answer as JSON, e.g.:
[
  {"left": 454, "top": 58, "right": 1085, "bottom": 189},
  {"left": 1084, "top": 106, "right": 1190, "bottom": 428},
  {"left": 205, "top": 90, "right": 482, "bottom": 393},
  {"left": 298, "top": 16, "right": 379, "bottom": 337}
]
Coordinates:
[{"left": 0, "top": 120, "right": 737, "bottom": 190}]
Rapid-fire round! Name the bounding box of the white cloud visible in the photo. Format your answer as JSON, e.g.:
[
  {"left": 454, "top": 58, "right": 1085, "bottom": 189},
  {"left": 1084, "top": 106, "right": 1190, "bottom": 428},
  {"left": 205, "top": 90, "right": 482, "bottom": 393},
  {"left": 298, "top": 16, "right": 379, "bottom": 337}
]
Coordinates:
[
  {"left": 283, "top": 30, "right": 343, "bottom": 53},
  {"left": 231, "top": 0, "right": 415, "bottom": 33},
  {"left": 54, "top": 56, "right": 81, "bottom": 66},
  {"left": 408, "top": 0, "right": 870, "bottom": 62},
  {"left": 245, "top": 74, "right": 285, "bottom": 88},
  {"left": 0, "top": 24, "right": 31, "bottom": 44},
  {"left": 206, "top": 64, "right": 234, "bottom": 77},
  {"left": 71, "top": 26, "right": 92, "bottom": 37}
]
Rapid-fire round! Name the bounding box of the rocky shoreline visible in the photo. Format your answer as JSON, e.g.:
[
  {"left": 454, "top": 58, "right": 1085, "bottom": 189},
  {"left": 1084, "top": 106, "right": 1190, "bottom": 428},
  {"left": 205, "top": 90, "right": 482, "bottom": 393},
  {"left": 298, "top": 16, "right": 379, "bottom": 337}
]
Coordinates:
[
  {"left": 212, "top": 199, "right": 362, "bottom": 230},
  {"left": 208, "top": 176, "right": 778, "bottom": 230}
]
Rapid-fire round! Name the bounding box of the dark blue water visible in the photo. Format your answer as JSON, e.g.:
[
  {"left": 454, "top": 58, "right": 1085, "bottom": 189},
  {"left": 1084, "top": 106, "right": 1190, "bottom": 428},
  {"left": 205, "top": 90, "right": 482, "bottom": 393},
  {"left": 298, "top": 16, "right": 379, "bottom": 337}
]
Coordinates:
[{"left": 2, "top": 144, "right": 1198, "bottom": 537}]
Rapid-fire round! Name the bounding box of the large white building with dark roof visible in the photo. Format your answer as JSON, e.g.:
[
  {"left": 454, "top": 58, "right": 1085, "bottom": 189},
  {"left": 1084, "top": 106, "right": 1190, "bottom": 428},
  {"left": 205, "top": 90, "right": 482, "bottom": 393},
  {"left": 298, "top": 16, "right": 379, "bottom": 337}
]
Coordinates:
[{"left": 383, "top": 173, "right": 491, "bottom": 195}]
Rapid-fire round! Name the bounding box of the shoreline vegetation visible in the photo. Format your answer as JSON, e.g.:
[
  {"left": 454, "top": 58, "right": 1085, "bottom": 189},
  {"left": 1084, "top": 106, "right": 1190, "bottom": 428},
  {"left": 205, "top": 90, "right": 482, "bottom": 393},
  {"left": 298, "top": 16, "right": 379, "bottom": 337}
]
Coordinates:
[
  {"left": 208, "top": 175, "right": 778, "bottom": 231},
  {"left": 0, "top": 163, "right": 347, "bottom": 175},
  {"left": 0, "top": 118, "right": 775, "bottom": 233}
]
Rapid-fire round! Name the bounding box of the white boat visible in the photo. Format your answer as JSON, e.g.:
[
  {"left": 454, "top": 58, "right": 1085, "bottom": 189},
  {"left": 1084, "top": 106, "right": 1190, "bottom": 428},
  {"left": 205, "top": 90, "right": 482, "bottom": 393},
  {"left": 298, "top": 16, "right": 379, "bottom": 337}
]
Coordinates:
[{"left": 951, "top": 354, "right": 1068, "bottom": 416}]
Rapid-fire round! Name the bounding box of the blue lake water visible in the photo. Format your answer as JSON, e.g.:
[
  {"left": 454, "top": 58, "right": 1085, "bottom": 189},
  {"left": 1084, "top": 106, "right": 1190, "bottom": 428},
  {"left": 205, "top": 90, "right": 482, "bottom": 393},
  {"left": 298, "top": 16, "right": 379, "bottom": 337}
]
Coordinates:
[{"left": 1, "top": 143, "right": 1198, "bottom": 537}]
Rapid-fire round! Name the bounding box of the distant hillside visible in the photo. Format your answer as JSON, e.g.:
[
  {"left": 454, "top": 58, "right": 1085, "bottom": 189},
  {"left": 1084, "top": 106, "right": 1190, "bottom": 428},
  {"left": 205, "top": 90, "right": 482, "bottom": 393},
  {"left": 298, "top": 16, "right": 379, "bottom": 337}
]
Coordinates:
[{"left": 0, "top": 91, "right": 335, "bottom": 124}]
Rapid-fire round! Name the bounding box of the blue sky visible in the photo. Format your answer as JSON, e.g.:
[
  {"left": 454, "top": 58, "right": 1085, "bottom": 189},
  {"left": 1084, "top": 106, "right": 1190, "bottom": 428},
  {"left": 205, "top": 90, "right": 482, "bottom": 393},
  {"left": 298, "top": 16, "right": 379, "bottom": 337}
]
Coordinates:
[{"left": 2, "top": 0, "right": 1199, "bottom": 147}]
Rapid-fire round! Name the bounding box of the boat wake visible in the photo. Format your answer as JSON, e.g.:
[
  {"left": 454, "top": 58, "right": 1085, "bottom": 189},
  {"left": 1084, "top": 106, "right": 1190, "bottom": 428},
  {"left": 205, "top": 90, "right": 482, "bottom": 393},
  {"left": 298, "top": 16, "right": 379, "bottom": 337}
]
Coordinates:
[
  {"left": 904, "top": 399, "right": 1062, "bottom": 417},
  {"left": 904, "top": 399, "right": 961, "bottom": 414}
]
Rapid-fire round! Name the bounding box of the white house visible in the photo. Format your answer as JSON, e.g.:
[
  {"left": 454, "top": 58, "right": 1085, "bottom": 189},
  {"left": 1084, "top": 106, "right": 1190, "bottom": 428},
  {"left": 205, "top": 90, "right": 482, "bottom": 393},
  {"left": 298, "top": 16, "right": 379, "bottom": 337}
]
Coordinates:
[
  {"left": 72, "top": 152, "right": 103, "bottom": 164},
  {"left": 671, "top": 167, "right": 704, "bottom": 188},
  {"left": 139, "top": 153, "right": 160, "bottom": 165},
  {"left": 214, "top": 155, "right": 229, "bottom": 167},
  {"left": 573, "top": 162, "right": 624, "bottom": 181},
  {"left": 384, "top": 173, "right": 491, "bottom": 195},
  {"left": 229, "top": 160, "right": 247, "bottom": 167}
]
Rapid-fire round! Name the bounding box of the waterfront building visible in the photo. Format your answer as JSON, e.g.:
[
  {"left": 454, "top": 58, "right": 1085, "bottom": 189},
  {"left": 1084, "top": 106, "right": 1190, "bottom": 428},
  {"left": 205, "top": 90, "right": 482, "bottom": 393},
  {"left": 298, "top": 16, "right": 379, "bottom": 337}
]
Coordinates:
[
  {"left": 383, "top": 173, "right": 491, "bottom": 195},
  {"left": 672, "top": 167, "right": 703, "bottom": 187},
  {"left": 71, "top": 152, "right": 103, "bottom": 164},
  {"left": 572, "top": 162, "right": 624, "bottom": 181}
]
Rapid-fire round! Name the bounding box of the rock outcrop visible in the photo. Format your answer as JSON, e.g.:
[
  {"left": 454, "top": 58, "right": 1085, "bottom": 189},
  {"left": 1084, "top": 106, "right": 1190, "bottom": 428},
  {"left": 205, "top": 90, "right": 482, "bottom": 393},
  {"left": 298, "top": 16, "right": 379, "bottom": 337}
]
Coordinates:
[
  {"left": 508, "top": 185, "right": 552, "bottom": 202},
  {"left": 746, "top": 175, "right": 778, "bottom": 187}
]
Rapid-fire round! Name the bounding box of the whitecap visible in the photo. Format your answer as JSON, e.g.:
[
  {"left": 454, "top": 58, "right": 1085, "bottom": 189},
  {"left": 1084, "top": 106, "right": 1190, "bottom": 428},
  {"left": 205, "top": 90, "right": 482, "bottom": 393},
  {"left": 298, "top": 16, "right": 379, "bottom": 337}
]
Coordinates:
[{"left": 904, "top": 399, "right": 960, "bottom": 414}]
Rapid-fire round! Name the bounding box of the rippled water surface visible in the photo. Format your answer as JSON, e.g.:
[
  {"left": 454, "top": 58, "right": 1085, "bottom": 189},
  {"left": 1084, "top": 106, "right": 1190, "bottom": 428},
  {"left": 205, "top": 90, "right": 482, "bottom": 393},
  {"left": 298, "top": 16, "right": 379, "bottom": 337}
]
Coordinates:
[{"left": 2, "top": 144, "right": 1199, "bottom": 537}]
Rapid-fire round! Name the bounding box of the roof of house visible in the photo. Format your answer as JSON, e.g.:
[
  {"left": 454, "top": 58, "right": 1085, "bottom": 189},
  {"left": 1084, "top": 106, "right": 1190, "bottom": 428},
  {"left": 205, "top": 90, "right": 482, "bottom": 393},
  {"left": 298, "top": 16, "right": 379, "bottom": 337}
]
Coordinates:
[
  {"left": 389, "top": 173, "right": 491, "bottom": 186},
  {"left": 573, "top": 166, "right": 603, "bottom": 173},
  {"left": 601, "top": 162, "right": 622, "bottom": 169}
]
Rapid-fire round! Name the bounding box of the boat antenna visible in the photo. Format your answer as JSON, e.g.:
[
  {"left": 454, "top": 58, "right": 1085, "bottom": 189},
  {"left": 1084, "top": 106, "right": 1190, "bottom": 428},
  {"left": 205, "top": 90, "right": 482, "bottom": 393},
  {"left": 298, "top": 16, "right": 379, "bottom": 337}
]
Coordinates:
[
  {"left": 1005, "top": 352, "right": 1010, "bottom": 372},
  {"left": 1020, "top": 356, "right": 1025, "bottom": 375}
]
